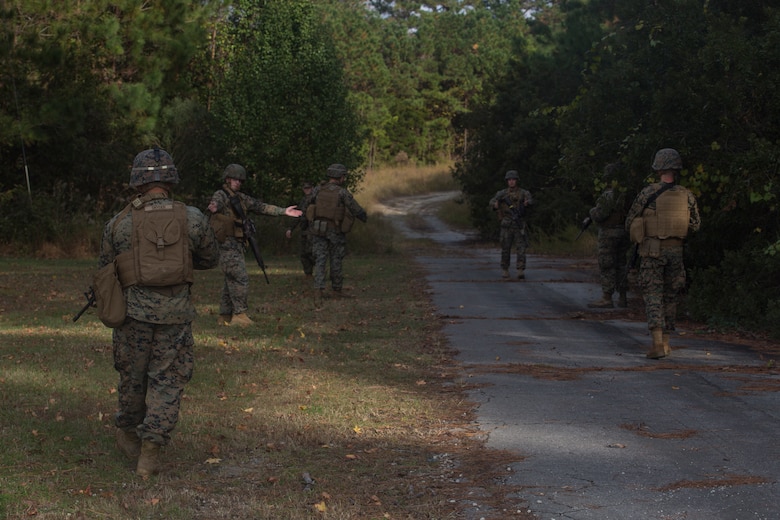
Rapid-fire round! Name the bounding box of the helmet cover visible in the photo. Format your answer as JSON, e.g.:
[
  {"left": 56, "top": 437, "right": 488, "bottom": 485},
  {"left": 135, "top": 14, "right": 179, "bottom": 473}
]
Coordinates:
[
  {"left": 327, "top": 164, "right": 348, "bottom": 178},
  {"left": 130, "top": 147, "right": 179, "bottom": 187},
  {"left": 223, "top": 164, "right": 247, "bottom": 180},
  {"left": 652, "top": 148, "right": 683, "bottom": 171}
]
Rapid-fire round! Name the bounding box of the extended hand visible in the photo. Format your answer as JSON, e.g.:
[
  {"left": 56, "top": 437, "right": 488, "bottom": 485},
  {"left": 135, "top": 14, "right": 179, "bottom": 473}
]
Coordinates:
[{"left": 285, "top": 206, "right": 303, "bottom": 218}]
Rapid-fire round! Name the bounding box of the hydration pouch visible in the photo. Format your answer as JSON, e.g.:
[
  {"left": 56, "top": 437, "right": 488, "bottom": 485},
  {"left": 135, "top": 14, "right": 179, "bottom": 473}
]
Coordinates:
[{"left": 93, "top": 260, "right": 126, "bottom": 328}]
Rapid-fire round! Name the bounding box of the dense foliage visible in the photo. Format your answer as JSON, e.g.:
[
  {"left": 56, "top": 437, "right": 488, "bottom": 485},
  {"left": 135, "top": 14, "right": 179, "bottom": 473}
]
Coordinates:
[
  {"left": 455, "top": 0, "right": 780, "bottom": 333},
  {"left": 2, "top": 0, "right": 780, "bottom": 332}
]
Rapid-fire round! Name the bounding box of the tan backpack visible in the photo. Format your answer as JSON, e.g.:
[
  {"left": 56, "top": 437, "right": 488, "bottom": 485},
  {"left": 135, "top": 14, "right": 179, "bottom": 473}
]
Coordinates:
[{"left": 115, "top": 200, "right": 193, "bottom": 288}]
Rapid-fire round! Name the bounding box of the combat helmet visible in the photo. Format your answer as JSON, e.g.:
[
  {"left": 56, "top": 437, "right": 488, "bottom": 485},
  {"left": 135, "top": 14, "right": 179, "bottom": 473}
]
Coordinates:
[
  {"left": 327, "top": 164, "right": 347, "bottom": 178},
  {"left": 652, "top": 148, "right": 683, "bottom": 171},
  {"left": 223, "top": 164, "right": 247, "bottom": 181},
  {"left": 504, "top": 170, "right": 520, "bottom": 180},
  {"left": 130, "top": 147, "right": 179, "bottom": 188}
]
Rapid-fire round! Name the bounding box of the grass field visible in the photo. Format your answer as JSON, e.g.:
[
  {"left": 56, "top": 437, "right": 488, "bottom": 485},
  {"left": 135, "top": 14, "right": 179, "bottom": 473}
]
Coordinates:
[{"left": 0, "top": 165, "right": 535, "bottom": 519}]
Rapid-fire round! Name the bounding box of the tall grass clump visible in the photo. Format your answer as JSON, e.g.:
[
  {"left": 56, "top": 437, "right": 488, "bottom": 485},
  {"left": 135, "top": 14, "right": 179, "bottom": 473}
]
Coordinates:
[{"left": 357, "top": 164, "right": 459, "bottom": 210}]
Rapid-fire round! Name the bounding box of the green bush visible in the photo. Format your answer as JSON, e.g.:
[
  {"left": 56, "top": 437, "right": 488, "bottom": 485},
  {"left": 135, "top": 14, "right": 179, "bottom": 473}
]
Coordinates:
[
  {"left": 0, "top": 184, "right": 102, "bottom": 257},
  {"left": 687, "top": 248, "right": 780, "bottom": 337}
]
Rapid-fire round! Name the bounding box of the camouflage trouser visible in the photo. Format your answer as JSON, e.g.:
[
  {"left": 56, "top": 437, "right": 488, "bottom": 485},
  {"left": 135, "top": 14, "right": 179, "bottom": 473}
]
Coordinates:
[
  {"left": 310, "top": 229, "right": 347, "bottom": 290},
  {"left": 218, "top": 241, "right": 249, "bottom": 315},
  {"left": 638, "top": 246, "right": 686, "bottom": 330},
  {"left": 597, "top": 229, "right": 631, "bottom": 295},
  {"left": 299, "top": 232, "right": 315, "bottom": 276},
  {"left": 112, "top": 318, "right": 194, "bottom": 446},
  {"left": 500, "top": 224, "right": 529, "bottom": 270}
]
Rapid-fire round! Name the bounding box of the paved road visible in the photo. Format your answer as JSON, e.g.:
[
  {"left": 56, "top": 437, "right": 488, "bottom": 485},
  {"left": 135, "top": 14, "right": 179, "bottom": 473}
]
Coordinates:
[{"left": 380, "top": 193, "right": 779, "bottom": 520}]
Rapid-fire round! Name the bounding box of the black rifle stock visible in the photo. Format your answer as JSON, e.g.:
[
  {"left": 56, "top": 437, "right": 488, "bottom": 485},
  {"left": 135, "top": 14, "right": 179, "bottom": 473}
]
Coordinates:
[
  {"left": 227, "top": 194, "right": 270, "bottom": 284},
  {"left": 72, "top": 287, "right": 96, "bottom": 322},
  {"left": 575, "top": 217, "right": 592, "bottom": 241},
  {"left": 619, "top": 244, "right": 639, "bottom": 288}
]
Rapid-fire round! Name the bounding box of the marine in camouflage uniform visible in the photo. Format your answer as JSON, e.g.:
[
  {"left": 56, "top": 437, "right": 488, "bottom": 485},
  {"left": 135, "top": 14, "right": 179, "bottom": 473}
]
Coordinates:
[
  {"left": 308, "top": 164, "right": 367, "bottom": 305},
  {"left": 98, "top": 147, "right": 220, "bottom": 476},
  {"left": 587, "top": 165, "right": 631, "bottom": 309},
  {"left": 207, "top": 164, "right": 302, "bottom": 326},
  {"left": 625, "top": 148, "right": 701, "bottom": 359},
  {"left": 285, "top": 181, "right": 316, "bottom": 276},
  {"left": 489, "top": 170, "right": 533, "bottom": 279}
]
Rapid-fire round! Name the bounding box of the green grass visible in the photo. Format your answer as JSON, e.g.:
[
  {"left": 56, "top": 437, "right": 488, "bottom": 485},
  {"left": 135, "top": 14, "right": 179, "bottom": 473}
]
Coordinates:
[
  {"left": 0, "top": 164, "right": 541, "bottom": 519},
  {"left": 0, "top": 250, "right": 498, "bottom": 519}
]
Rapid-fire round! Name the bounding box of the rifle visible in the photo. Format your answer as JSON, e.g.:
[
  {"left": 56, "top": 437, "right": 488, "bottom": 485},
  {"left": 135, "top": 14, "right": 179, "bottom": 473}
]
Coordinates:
[
  {"left": 226, "top": 193, "right": 270, "bottom": 284},
  {"left": 500, "top": 195, "right": 526, "bottom": 226},
  {"left": 616, "top": 245, "right": 638, "bottom": 293},
  {"left": 575, "top": 217, "right": 592, "bottom": 241},
  {"left": 72, "top": 287, "right": 96, "bottom": 322}
]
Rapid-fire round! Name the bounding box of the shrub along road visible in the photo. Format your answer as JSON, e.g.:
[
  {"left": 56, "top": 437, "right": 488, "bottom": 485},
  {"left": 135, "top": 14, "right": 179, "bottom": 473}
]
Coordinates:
[{"left": 380, "top": 193, "right": 779, "bottom": 520}]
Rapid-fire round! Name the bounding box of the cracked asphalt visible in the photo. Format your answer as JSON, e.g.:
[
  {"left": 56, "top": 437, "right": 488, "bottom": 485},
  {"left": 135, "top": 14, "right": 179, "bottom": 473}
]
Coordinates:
[{"left": 378, "top": 192, "right": 779, "bottom": 520}]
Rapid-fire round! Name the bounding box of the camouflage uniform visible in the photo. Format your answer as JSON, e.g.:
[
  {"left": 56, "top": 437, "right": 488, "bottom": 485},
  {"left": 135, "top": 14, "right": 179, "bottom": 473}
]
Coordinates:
[
  {"left": 287, "top": 183, "right": 315, "bottom": 276},
  {"left": 589, "top": 186, "right": 631, "bottom": 306},
  {"left": 489, "top": 171, "right": 533, "bottom": 277},
  {"left": 309, "top": 166, "right": 367, "bottom": 293},
  {"left": 99, "top": 155, "right": 219, "bottom": 448},
  {"left": 625, "top": 149, "right": 701, "bottom": 362},
  {"left": 210, "top": 186, "right": 287, "bottom": 316},
  {"left": 625, "top": 181, "right": 700, "bottom": 331}
]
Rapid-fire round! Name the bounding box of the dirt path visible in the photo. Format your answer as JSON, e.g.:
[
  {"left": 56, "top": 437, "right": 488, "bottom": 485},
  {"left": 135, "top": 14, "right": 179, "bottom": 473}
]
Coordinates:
[{"left": 379, "top": 191, "right": 780, "bottom": 520}]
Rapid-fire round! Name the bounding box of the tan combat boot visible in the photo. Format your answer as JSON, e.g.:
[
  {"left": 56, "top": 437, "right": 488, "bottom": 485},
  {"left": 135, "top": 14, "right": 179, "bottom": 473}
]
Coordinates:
[
  {"left": 314, "top": 288, "right": 325, "bottom": 309},
  {"left": 662, "top": 332, "right": 671, "bottom": 356},
  {"left": 115, "top": 428, "right": 141, "bottom": 459},
  {"left": 136, "top": 441, "right": 160, "bottom": 478},
  {"left": 501, "top": 269, "right": 510, "bottom": 279},
  {"left": 617, "top": 291, "right": 628, "bottom": 308},
  {"left": 588, "top": 292, "right": 614, "bottom": 308},
  {"left": 231, "top": 313, "right": 253, "bottom": 327},
  {"left": 216, "top": 314, "right": 232, "bottom": 326},
  {"left": 646, "top": 328, "right": 667, "bottom": 359},
  {"left": 332, "top": 288, "right": 352, "bottom": 299}
]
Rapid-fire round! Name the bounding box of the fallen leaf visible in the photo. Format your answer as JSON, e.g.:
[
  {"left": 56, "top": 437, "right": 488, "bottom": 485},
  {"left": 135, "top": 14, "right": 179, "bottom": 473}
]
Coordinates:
[
  {"left": 313, "top": 501, "right": 327, "bottom": 512},
  {"left": 205, "top": 458, "right": 222, "bottom": 464}
]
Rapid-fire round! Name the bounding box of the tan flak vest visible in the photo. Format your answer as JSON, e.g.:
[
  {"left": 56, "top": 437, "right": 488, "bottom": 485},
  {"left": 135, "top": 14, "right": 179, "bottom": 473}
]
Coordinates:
[
  {"left": 312, "top": 185, "right": 345, "bottom": 222},
  {"left": 642, "top": 189, "right": 690, "bottom": 239}
]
